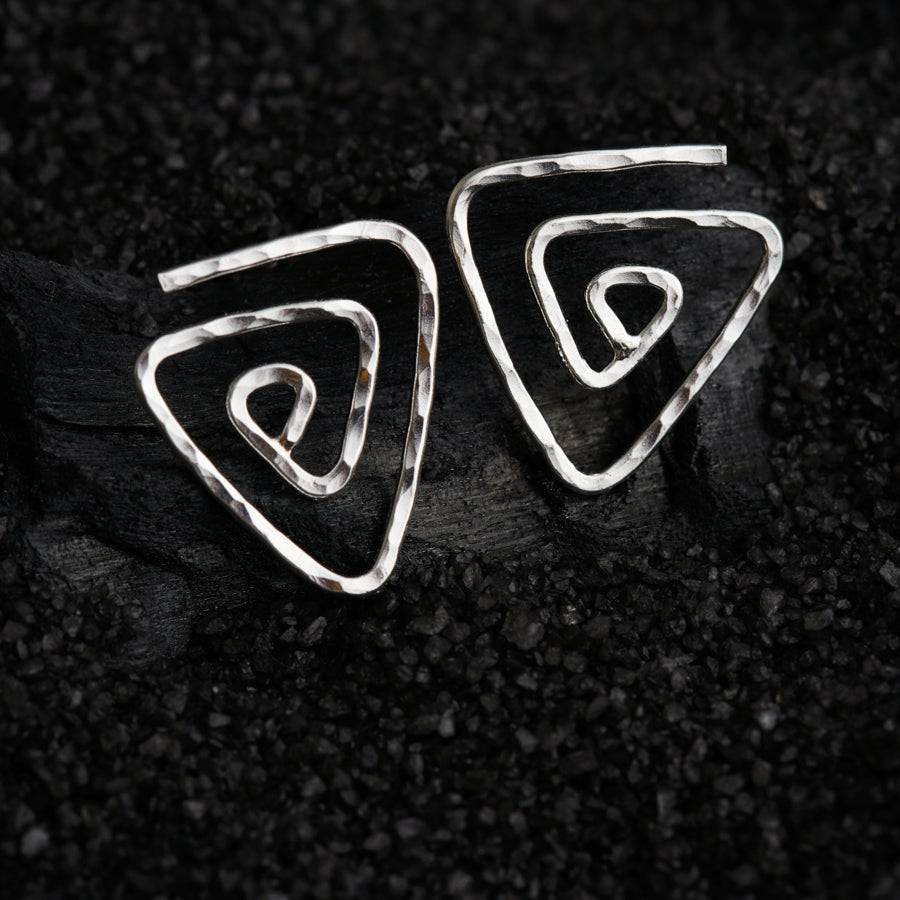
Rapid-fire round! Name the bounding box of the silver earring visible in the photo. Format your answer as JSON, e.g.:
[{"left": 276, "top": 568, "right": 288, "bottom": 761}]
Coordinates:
[
  {"left": 447, "top": 144, "right": 783, "bottom": 493},
  {"left": 135, "top": 221, "right": 439, "bottom": 595}
]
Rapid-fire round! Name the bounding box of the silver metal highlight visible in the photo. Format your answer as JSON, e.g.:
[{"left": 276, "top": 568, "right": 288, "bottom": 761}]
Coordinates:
[
  {"left": 225, "top": 303, "right": 379, "bottom": 499},
  {"left": 446, "top": 146, "right": 783, "bottom": 493},
  {"left": 136, "top": 220, "right": 439, "bottom": 595},
  {"left": 539, "top": 263, "right": 684, "bottom": 389}
]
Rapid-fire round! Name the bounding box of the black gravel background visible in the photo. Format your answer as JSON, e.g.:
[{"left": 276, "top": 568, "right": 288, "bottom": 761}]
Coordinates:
[{"left": 2, "top": 1, "right": 900, "bottom": 897}]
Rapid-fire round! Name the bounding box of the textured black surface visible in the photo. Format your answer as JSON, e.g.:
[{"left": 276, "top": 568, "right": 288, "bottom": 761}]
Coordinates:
[{"left": 2, "top": 1, "right": 900, "bottom": 897}]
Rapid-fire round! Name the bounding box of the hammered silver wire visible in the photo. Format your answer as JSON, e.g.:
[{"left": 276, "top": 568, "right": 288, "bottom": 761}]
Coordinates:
[
  {"left": 224, "top": 302, "right": 379, "bottom": 500},
  {"left": 135, "top": 220, "right": 439, "bottom": 595},
  {"left": 569, "top": 264, "right": 683, "bottom": 388},
  {"left": 446, "top": 146, "right": 784, "bottom": 494}
]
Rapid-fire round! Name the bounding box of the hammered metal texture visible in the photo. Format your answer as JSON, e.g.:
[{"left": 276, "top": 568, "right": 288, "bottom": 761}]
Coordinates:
[
  {"left": 136, "top": 220, "right": 439, "bottom": 595},
  {"left": 225, "top": 302, "right": 379, "bottom": 499},
  {"left": 548, "top": 264, "right": 684, "bottom": 388},
  {"left": 446, "top": 146, "right": 784, "bottom": 494}
]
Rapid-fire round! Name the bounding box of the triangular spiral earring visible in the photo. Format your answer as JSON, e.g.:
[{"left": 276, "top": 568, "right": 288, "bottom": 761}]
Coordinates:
[
  {"left": 446, "top": 145, "right": 783, "bottom": 494},
  {"left": 135, "top": 221, "right": 439, "bottom": 595}
]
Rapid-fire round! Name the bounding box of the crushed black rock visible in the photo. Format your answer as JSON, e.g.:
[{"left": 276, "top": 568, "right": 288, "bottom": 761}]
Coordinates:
[{"left": 2, "top": 1, "right": 900, "bottom": 898}]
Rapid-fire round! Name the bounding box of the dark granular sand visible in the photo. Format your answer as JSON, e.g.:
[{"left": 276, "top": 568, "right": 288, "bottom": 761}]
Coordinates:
[{"left": 1, "top": 1, "right": 900, "bottom": 897}]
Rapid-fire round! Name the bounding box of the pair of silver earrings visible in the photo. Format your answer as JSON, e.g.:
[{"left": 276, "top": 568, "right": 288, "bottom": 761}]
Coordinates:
[{"left": 135, "top": 144, "right": 784, "bottom": 595}]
